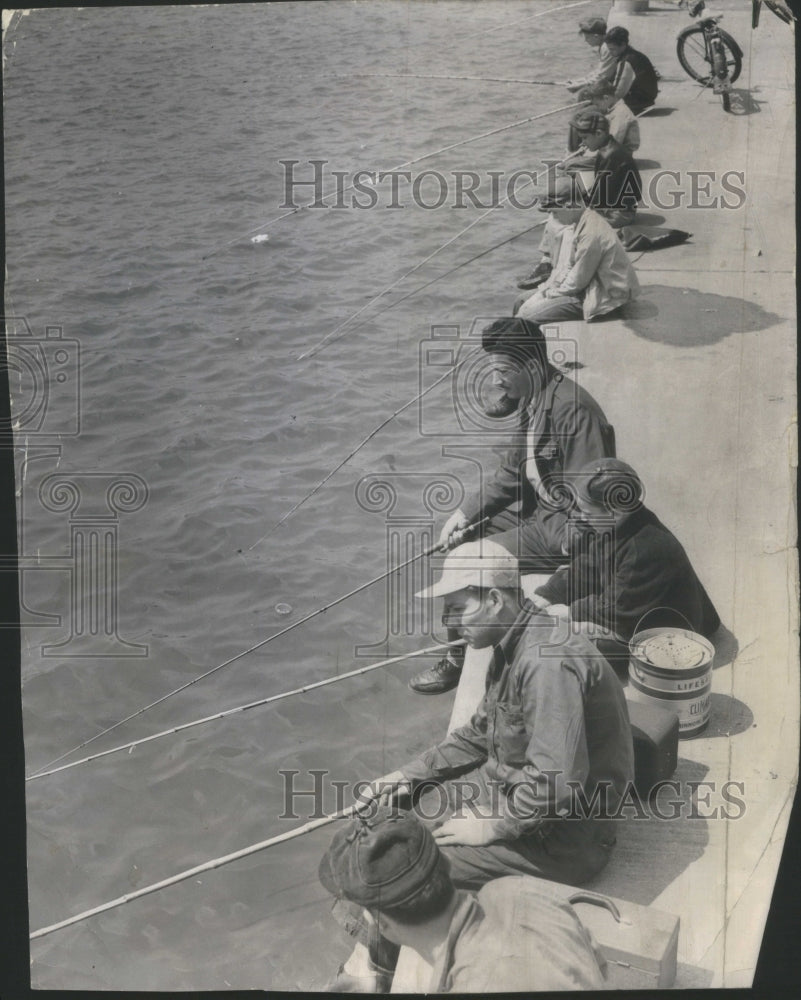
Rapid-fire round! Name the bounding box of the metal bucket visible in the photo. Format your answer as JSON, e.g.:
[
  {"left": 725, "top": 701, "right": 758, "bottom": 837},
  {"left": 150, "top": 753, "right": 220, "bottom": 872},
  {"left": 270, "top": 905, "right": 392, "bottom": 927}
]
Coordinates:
[{"left": 628, "top": 627, "right": 714, "bottom": 737}]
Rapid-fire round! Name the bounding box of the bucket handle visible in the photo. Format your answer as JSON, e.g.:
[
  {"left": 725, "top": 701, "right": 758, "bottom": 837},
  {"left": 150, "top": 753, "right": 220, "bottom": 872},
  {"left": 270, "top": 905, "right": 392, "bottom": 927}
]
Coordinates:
[
  {"left": 628, "top": 606, "right": 696, "bottom": 654},
  {"left": 567, "top": 890, "right": 622, "bottom": 923}
]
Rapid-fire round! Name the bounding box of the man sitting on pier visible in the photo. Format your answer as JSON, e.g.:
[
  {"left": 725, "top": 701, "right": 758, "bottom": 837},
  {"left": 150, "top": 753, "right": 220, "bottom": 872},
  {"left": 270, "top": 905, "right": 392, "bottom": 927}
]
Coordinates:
[
  {"left": 531, "top": 458, "right": 721, "bottom": 670},
  {"left": 327, "top": 541, "right": 632, "bottom": 989},
  {"left": 319, "top": 807, "right": 608, "bottom": 992},
  {"left": 604, "top": 25, "right": 659, "bottom": 116},
  {"left": 410, "top": 318, "right": 616, "bottom": 693},
  {"left": 565, "top": 17, "right": 617, "bottom": 92},
  {"left": 514, "top": 183, "right": 640, "bottom": 323}
]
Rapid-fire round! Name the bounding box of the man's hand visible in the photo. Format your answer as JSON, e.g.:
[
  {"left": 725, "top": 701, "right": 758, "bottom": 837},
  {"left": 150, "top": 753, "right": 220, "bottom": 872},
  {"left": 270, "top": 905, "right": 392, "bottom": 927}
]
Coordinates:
[
  {"left": 438, "top": 509, "right": 470, "bottom": 548},
  {"left": 530, "top": 594, "right": 551, "bottom": 611},
  {"left": 565, "top": 80, "right": 582, "bottom": 92},
  {"left": 432, "top": 814, "right": 500, "bottom": 847},
  {"left": 356, "top": 770, "right": 410, "bottom": 809},
  {"left": 547, "top": 603, "right": 571, "bottom": 619}
]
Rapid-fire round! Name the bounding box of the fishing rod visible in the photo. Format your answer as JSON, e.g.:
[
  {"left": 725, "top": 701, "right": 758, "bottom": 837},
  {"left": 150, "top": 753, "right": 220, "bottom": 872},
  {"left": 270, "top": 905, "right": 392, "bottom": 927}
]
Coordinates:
[
  {"left": 295, "top": 104, "right": 589, "bottom": 364},
  {"left": 444, "top": 0, "right": 593, "bottom": 44},
  {"left": 247, "top": 347, "right": 483, "bottom": 549},
  {"left": 27, "top": 640, "right": 467, "bottom": 782},
  {"left": 202, "top": 99, "right": 588, "bottom": 260},
  {"left": 28, "top": 518, "right": 487, "bottom": 779},
  {"left": 250, "top": 152, "right": 591, "bottom": 546},
  {"left": 339, "top": 73, "right": 562, "bottom": 86},
  {"left": 30, "top": 801, "right": 370, "bottom": 940}
]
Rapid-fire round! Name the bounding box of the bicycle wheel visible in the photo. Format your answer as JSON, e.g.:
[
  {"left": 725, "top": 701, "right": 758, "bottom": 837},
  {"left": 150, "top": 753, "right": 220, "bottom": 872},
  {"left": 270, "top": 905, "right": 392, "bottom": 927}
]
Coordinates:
[{"left": 676, "top": 26, "right": 742, "bottom": 85}]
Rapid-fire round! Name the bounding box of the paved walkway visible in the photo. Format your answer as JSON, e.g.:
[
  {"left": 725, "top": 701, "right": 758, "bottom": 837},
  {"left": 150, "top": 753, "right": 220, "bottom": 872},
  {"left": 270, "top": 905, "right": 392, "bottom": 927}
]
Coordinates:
[{"left": 450, "top": 1, "right": 796, "bottom": 987}]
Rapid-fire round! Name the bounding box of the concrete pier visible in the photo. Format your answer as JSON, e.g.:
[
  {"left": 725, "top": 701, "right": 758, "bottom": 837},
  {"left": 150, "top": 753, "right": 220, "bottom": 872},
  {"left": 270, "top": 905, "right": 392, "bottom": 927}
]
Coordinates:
[{"left": 444, "top": 1, "right": 796, "bottom": 988}]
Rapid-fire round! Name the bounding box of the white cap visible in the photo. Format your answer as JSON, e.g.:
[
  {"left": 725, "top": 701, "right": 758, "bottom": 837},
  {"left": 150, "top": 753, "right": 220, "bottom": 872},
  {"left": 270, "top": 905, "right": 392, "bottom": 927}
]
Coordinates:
[{"left": 416, "top": 539, "right": 519, "bottom": 599}]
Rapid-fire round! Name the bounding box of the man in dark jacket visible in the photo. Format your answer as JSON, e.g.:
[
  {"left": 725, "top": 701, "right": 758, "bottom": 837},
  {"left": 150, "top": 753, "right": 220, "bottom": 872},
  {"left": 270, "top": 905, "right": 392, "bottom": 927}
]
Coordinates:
[
  {"left": 410, "top": 318, "right": 616, "bottom": 693},
  {"left": 604, "top": 26, "right": 659, "bottom": 115},
  {"left": 567, "top": 109, "right": 642, "bottom": 228},
  {"left": 531, "top": 458, "right": 721, "bottom": 670}
]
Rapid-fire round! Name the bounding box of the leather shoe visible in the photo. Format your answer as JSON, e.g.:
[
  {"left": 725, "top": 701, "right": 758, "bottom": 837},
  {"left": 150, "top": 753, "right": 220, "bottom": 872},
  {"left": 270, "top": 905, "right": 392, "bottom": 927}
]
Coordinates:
[
  {"left": 409, "top": 656, "right": 463, "bottom": 694},
  {"left": 516, "top": 261, "right": 552, "bottom": 290}
]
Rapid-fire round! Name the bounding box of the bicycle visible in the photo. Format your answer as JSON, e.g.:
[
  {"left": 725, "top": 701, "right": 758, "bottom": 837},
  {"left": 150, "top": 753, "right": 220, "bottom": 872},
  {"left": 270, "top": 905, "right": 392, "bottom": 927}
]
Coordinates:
[{"left": 676, "top": 0, "right": 743, "bottom": 112}]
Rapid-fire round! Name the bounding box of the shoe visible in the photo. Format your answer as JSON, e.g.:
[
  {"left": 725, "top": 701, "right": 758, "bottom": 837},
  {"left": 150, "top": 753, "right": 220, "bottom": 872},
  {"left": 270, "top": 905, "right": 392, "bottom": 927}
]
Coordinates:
[
  {"left": 409, "top": 656, "right": 463, "bottom": 694},
  {"left": 516, "top": 261, "right": 552, "bottom": 290},
  {"left": 324, "top": 963, "right": 392, "bottom": 992}
]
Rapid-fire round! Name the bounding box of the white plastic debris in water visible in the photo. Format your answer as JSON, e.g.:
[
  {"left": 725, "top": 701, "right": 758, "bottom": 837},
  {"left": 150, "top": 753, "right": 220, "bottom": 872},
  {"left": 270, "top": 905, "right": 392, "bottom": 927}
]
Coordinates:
[
  {"left": 275, "top": 603, "right": 292, "bottom": 615},
  {"left": 251, "top": 234, "right": 270, "bottom": 244}
]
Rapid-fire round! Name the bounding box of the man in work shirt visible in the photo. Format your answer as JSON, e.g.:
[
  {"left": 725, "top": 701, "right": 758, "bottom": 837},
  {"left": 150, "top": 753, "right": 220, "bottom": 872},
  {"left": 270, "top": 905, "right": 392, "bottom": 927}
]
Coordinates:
[
  {"left": 515, "top": 187, "right": 640, "bottom": 325},
  {"left": 328, "top": 543, "right": 632, "bottom": 989},
  {"left": 319, "top": 807, "right": 608, "bottom": 992},
  {"left": 410, "top": 317, "right": 616, "bottom": 692}
]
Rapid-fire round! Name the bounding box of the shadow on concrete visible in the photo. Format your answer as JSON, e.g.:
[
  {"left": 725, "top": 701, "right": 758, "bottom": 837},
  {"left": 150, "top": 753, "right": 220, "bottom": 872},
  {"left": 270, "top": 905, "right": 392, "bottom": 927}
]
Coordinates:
[
  {"left": 633, "top": 210, "right": 667, "bottom": 226},
  {"left": 620, "top": 285, "right": 783, "bottom": 345},
  {"left": 711, "top": 624, "right": 738, "bottom": 670},
  {"left": 587, "top": 757, "right": 710, "bottom": 906},
  {"left": 727, "top": 88, "right": 763, "bottom": 116},
  {"left": 687, "top": 692, "right": 754, "bottom": 740}
]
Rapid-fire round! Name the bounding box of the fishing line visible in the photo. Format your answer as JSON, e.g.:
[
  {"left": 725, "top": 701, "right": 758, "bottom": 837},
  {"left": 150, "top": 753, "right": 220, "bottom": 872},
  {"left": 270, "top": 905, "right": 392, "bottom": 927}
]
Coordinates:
[
  {"left": 246, "top": 349, "right": 482, "bottom": 548},
  {"left": 296, "top": 108, "right": 588, "bottom": 363},
  {"left": 201, "top": 99, "right": 587, "bottom": 260},
  {"left": 26, "top": 640, "right": 466, "bottom": 781},
  {"left": 28, "top": 519, "right": 486, "bottom": 779},
  {"left": 448, "top": 0, "right": 593, "bottom": 43},
  {"left": 326, "top": 218, "right": 549, "bottom": 340},
  {"left": 339, "top": 73, "right": 562, "bottom": 86}
]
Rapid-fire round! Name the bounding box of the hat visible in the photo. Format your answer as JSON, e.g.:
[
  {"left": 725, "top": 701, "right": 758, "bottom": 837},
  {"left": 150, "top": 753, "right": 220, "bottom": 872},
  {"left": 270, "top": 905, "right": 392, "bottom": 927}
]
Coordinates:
[
  {"left": 538, "top": 175, "right": 589, "bottom": 210},
  {"left": 576, "top": 458, "right": 643, "bottom": 510},
  {"left": 416, "top": 539, "right": 519, "bottom": 598},
  {"left": 481, "top": 317, "right": 546, "bottom": 365},
  {"left": 318, "top": 806, "right": 440, "bottom": 908},
  {"left": 578, "top": 17, "right": 607, "bottom": 34},
  {"left": 571, "top": 109, "right": 610, "bottom": 135},
  {"left": 604, "top": 25, "right": 629, "bottom": 45}
]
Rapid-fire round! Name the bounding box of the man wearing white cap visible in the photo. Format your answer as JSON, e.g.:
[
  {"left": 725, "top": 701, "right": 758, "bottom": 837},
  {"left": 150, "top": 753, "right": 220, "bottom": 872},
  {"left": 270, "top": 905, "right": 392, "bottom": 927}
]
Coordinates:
[{"left": 364, "top": 539, "right": 634, "bottom": 890}]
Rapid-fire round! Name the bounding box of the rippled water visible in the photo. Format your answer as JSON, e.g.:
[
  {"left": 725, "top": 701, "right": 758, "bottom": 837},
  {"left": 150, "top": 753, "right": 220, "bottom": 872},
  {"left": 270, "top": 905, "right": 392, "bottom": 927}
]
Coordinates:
[{"left": 6, "top": 2, "right": 593, "bottom": 989}]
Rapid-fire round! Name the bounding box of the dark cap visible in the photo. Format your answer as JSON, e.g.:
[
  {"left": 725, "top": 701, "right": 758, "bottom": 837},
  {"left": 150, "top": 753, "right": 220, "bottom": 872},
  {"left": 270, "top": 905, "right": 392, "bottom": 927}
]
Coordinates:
[
  {"left": 481, "top": 317, "right": 547, "bottom": 366},
  {"left": 571, "top": 109, "right": 610, "bottom": 134},
  {"left": 578, "top": 17, "right": 607, "bottom": 34},
  {"left": 538, "top": 175, "right": 589, "bottom": 210},
  {"left": 318, "top": 806, "right": 440, "bottom": 908},
  {"left": 604, "top": 25, "right": 629, "bottom": 45},
  {"left": 577, "top": 458, "right": 643, "bottom": 511}
]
